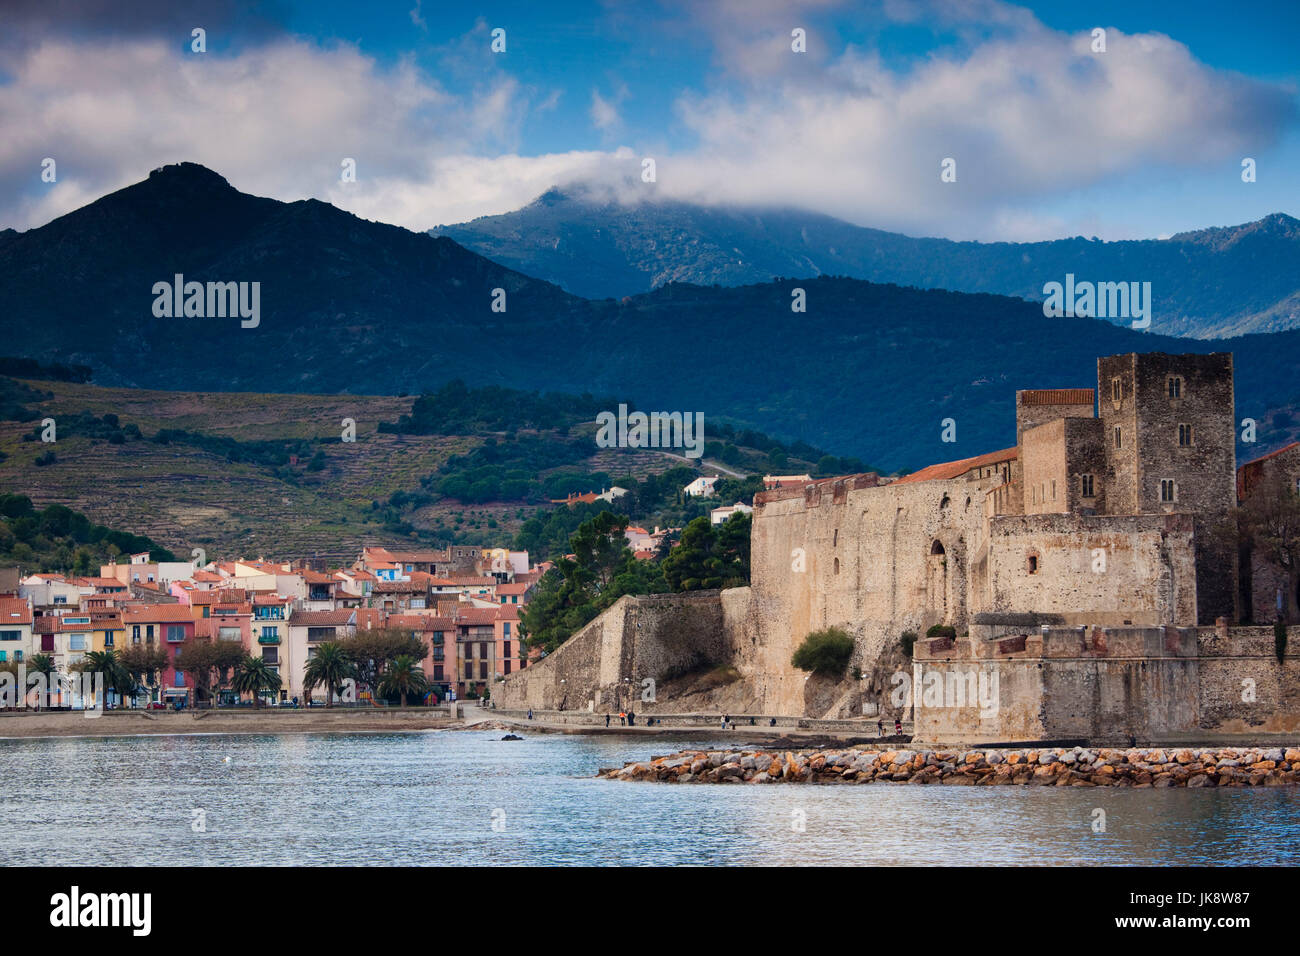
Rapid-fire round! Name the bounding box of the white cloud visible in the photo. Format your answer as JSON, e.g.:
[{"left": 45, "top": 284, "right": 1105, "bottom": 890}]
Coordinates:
[
  {"left": 0, "top": 2, "right": 1292, "bottom": 241},
  {"left": 0, "top": 37, "right": 591, "bottom": 230},
  {"left": 653, "top": 23, "right": 1294, "bottom": 238},
  {"left": 590, "top": 89, "right": 620, "bottom": 131}
]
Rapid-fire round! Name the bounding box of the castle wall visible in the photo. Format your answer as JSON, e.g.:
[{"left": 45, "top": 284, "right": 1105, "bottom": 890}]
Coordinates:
[
  {"left": 1015, "top": 390, "right": 1094, "bottom": 445},
  {"left": 983, "top": 513, "right": 1197, "bottom": 627},
  {"left": 1098, "top": 353, "right": 1141, "bottom": 515},
  {"left": 1021, "top": 418, "right": 1068, "bottom": 515},
  {"left": 912, "top": 624, "right": 1298, "bottom": 745},
  {"left": 1132, "top": 352, "right": 1236, "bottom": 517},
  {"left": 745, "top": 474, "right": 989, "bottom": 713},
  {"left": 494, "top": 591, "right": 726, "bottom": 712}
]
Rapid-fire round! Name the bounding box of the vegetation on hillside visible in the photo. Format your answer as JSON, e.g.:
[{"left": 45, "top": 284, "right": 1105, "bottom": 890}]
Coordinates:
[
  {"left": 0, "top": 494, "right": 175, "bottom": 572},
  {"left": 519, "top": 510, "right": 751, "bottom": 653}
]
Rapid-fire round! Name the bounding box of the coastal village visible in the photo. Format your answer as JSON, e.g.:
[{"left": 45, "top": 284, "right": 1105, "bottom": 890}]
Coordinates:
[
  {"left": 0, "top": 473, "right": 794, "bottom": 710},
  {"left": 5, "top": 351, "right": 1300, "bottom": 746},
  {"left": 3, "top": 545, "right": 545, "bottom": 706}
]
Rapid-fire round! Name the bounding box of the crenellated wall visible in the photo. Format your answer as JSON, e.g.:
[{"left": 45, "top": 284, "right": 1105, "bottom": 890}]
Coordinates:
[{"left": 909, "top": 623, "right": 1300, "bottom": 744}]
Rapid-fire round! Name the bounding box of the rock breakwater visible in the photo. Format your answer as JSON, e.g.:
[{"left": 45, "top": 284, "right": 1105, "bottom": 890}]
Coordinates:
[{"left": 598, "top": 745, "right": 1300, "bottom": 787}]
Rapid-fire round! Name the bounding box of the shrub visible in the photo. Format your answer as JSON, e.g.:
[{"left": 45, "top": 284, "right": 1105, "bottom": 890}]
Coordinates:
[
  {"left": 926, "top": 624, "right": 957, "bottom": 638},
  {"left": 791, "top": 627, "right": 854, "bottom": 676},
  {"left": 899, "top": 631, "right": 918, "bottom": 657}
]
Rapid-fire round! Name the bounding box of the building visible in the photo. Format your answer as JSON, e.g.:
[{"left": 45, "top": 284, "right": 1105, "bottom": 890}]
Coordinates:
[
  {"left": 0, "top": 597, "right": 34, "bottom": 663},
  {"left": 501, "top": 352, "right": 1289, "bottom": 742},
  {"left": 122, "top": 605, "right": 197, "bottom": 704},
  {"left": 710, "top": 502, "right": 754, "bottom": 525},
  {"left": 683, "top": 475, "right": 721, "bottom": 497},
  {"left": 287, "top": 609, "right": 357, "bottom": 701}
]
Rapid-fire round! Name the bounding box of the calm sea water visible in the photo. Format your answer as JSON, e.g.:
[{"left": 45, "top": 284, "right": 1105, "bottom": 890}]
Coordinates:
[{"left": 0, "top": 730, "right": 1296, "bottom": 866}]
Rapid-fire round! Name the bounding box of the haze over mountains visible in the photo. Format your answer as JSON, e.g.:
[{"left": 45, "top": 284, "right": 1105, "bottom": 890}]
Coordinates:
[
  {"left": 4, "top": 163, "right": 1300, "bottom": 472},
  {"left": 433, "top": 188, "right": 1300, "bottom": 339}
]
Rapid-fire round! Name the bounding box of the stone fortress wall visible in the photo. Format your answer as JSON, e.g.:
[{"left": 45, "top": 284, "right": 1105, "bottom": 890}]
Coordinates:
[{"left": 496, "top": 351, "right": 1300, "bottom": 745}]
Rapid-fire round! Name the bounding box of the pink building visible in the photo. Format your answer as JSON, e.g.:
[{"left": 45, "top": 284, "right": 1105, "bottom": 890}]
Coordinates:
[{"left": 122, "top": 605, "right": 195, "bottom": 704}]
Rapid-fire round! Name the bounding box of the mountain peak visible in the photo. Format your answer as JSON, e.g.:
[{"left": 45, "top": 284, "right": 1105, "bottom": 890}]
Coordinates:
[
  {"left": 532, "top": 186, "right": 573, "bottom": 207},
  {"left": 145, "top": 162, "right": 233, "bottom": 191}
]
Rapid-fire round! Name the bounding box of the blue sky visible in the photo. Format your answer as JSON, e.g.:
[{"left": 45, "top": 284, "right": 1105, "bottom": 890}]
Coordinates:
[{"left": 2, "top": 0, "right": 1296, "bottom": 240}]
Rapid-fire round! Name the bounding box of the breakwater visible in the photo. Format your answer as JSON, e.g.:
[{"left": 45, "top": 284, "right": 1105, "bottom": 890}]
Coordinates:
[{"left": 599, "top": 745, "right": 1300, "bottom": 786}]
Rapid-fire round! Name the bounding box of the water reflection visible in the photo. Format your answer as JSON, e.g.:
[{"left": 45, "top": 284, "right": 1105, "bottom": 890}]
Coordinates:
[{"left": 0, "top": 732, "right": 1294, "bottom": 866}]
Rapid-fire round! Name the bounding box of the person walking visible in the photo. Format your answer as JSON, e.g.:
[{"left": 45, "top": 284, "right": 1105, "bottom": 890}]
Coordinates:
[
  {"left": 605, "top": 713, "right": 611, "bottom": 727},
  {"left": 527, "top": 708, "right": 533, "bottom": 720},
  {"left": 877, "top": 718, "right": 884, "bottom": 736},
  {"left": 894, "top": 718, "right": 902, "bottom": 735}
]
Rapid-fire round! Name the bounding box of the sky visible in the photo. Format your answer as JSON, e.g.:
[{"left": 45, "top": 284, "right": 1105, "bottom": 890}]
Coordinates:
[{"left": 1, "top": 0, "right": 1297, "bottom": 241}]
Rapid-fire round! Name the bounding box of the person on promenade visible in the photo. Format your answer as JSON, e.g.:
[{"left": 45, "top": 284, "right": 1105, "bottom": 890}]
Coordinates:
[
  {"left": 605, "top": 713, "right": 611, "bottom": 727},
  {"left": 877, "top": 719, "right": 884, "bottom": 736},
  {"left": 628, "top": 710, "right": 635, "bottom": 726},
  {"left": 894, "top": 718, "right": 902, "bottom": 735},
  {"left": 619, "top": 710, "right": 626, "bottom": 725},
  {"left": 527, "top": 708, "right": 533, "bottom": 720},
  {"left": 721, "top": 714, "right": 728, "bottom": 731}
]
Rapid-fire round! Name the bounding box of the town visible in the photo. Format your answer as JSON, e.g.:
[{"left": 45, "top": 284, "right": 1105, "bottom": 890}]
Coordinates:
[{"left": 0, "top": 473, "right": 777, "bottom": 710}]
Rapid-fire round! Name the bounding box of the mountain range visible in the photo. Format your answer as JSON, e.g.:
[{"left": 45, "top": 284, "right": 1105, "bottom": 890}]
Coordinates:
[
  {"left": 433, "top": 187, "right": 1300, "bottom": 338},
  {"left": 3, "top": 163, "right": 1300, "bottom": 472}
]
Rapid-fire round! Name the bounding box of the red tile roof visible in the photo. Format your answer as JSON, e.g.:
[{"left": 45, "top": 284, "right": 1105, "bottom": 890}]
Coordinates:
[
  {"left": 1018, "top": 389, "right": 1094, "bottom": 406},
  {"left": 894, "top": 447, "right": 1018, "bottom": 485},
  {"left": 455, "top": 607, "right": 501, "bottom": 625},
  {"left": 1237, "top": 442, "right": 1300, "bottom": 500},
  {"left": 0, "top": 598, "right": 33, "bottom": 625},
  {"left": 123, "top": 605, "right": 195, "bottom": 623},
  {"left": 289, "top": 609, "right": 355, "bottom": 627}
]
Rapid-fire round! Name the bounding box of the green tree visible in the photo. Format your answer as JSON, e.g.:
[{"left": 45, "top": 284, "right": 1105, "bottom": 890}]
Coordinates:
[
  {"left": 661, "top": 514, "right": 750, "bottom": 591},
  {"left": 119, "top": 644, "right": 168, "bottom": 704},
  {"left": 302, "top": 642, "right": 355, "bottom": 708},
  {"left": 230, "top": 655, "right": 282, "bottom": 708},
  {"left": 71, "top": 649, "right": 135, "bottom": 707},
  {"left": 791, "top": 627, "right": 855, "bottom": 676},
  {"left": 338, "top": 627, "right": 427, "bottom": 699},
  {"left": 377, "top": 655, "right": 429, "bottom": 707},
  {"left": 25, "top": 653, "right": 57, "bottom": 710}
]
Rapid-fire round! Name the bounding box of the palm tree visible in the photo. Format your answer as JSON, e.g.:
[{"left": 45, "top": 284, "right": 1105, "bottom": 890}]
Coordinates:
[
  {"left": 230, "top": 655, "right": 282, "bottom": 709},
  {"left": 74, "top": 649, "right": 135, "bottom": 709},
  {"left": 302, "top": 642, "right": 355, "bottom": 708},
  {"left": 377, "top": 655, "right": 429, "bottom": 708},
  {"left": 27, "top": 653, "right": 58, "bottom": 710}
]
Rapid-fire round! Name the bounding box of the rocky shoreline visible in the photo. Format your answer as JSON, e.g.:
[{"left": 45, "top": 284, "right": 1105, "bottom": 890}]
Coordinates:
[{"left": 598, "top": 745, "right": 1300, "bottom": 787}]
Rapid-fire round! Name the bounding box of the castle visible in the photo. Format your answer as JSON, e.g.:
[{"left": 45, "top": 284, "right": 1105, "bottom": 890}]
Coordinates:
[{"left": 498, "top": 352, "right": 1299, "bottom": 744}]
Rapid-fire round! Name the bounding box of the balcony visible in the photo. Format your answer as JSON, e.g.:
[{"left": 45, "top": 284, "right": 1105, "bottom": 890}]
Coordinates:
[{"left": 258, "top": 633, "right": 280, "bottom": 645}]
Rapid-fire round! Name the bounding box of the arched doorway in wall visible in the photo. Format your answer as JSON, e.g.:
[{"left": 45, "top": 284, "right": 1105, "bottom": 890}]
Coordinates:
[{"left": 928, "top": 540, "right": 948, "bottom": 623}]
